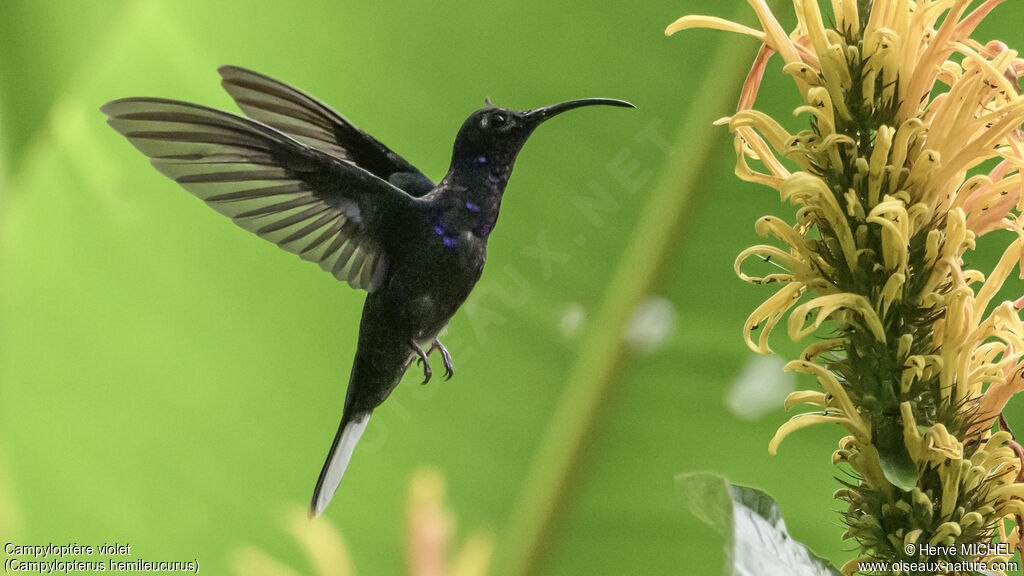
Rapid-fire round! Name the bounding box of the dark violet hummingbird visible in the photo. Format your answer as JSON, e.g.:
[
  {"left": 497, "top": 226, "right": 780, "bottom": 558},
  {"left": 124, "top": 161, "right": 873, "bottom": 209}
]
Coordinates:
[{"left": 102, "top": 66, "right": 633, "bottom": 517}]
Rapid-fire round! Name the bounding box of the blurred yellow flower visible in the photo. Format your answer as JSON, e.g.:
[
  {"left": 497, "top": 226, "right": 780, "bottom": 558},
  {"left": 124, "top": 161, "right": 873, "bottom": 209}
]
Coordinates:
[{"left": 232, "top": 470, "right": 492, "bottom": 576}]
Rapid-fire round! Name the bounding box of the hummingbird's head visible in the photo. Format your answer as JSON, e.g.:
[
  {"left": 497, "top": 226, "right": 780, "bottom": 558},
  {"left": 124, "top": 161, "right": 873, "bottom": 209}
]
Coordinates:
[{"left": 451, "top": 98, "right": 635, "bottom": 173}]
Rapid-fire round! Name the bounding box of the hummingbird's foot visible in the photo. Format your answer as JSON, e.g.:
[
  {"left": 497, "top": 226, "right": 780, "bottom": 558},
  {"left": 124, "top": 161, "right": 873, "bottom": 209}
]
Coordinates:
[
  {"left": 411, "top": 340, "right": 432, "bottom": 384},
  {"left": 429, "top": 339, "right": 454, "bottom": 380}
]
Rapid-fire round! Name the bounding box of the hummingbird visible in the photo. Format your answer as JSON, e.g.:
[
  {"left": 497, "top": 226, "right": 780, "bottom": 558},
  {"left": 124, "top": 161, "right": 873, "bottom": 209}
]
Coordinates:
[{"left": 101, "top": 65, "right": 633, "bottom": 517}]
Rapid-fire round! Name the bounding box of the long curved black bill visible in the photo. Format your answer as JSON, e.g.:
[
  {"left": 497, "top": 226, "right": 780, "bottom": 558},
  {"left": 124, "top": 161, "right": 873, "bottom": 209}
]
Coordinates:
[{"left": 525, "top": 98, "right": 635, "bottom": 126}]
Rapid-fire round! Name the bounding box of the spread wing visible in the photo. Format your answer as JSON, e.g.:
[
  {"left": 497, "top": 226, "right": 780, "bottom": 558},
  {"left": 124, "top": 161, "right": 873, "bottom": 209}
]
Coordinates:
[
  {"left": 102, "top": 97, "right": 418, "bottom": 292},
  {"left": 218, "top": 65, "right": 436, "bottom": 197}
]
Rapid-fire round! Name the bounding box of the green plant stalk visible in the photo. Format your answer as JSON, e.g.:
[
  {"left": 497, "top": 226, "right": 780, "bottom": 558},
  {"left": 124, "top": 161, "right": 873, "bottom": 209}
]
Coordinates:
[{"left": 497, "top": 17, "right": 760, "bottom": 576}]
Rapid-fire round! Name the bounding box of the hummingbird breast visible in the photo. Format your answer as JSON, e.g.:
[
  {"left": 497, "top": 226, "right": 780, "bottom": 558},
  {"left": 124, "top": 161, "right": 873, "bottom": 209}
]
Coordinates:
[{"left": 386, "top": 217, "right": 487, "bottom": 341}]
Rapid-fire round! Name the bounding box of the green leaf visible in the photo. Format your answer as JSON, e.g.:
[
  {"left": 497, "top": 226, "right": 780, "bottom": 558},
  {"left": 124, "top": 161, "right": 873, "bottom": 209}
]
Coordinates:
[
  {"left": 875, "top": 418, "right": 920, "bottom": 492},
  {"left": 677, "top": 473, "right": 843, "bottom": 576}
]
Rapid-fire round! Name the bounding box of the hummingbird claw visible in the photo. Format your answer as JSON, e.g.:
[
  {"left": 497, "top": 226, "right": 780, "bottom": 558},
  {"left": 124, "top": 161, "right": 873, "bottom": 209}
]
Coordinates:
[
  {"left": 411, "top": 340, "right": 432, "bottom": 384},
  {"left": 430, "top": 339, "right": 454, "bottom": 381}
]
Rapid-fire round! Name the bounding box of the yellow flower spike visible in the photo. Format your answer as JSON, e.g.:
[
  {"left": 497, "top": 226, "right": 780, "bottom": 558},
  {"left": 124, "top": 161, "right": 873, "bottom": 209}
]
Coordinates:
[
  {"left": 784, "top": 360, "right": 867, "bottom": 435},
  {"left": 890, "top": 118, "right": 924, "bottom": 173},
  {"left": 744, "top": 0, "right": 803, "bottom": 66},
  {"left": 924, "top": 229, "right": 942, "bottom": 266},
  {"left": 785, "top": 390, "right": 827, "bottom": 409},
  {"left": 407, "top": 470, "right": 450, "bottom": 576},
  {"left": 961, "top": 44, "right": 1021, "bottom": 96},
  {"left": 860, "top": 66, "right": 878, "bottom": 110},
  {"left": 769, "top": 412, "right": 850, "bottom": 455},
  {"left": 795, "top": 0, "right": 853, "bottom": 120},
  {"left": 830, "top": 0, "right": 859, "bottom": 33},
  {"left": 743, "top": 282, "right": 805, "bottom": 354},
  {"left": 990, "top": 467, "right": 1020, "bottom": 492},
  {"left": 813, "top": 135, "right": 856, "bottom": 173},
  {"left": 736, "top": 126, "right": 792, "bottom": 182},
  {"left": 984, "top": 314, "right": 1024, "bottom": 360},
  {"left": 978, "top": 369, "right": 1024, "bottom": 432},
  {"left": 815, "top": 133, "right": 857, "bottom": 153},
  {"left": 901, "top": 365, "right": 922, "bottom": 395},
  {"left": 671, "top": 0, "right": 1024, "bottom": 566},
  {"left": 984, "top": 431, "right": 1015, "bottom": 453},
  {"left": 896, "top": 333, "right": 913, "bottom": 361},
  {"left": 959, "top": 511, "right": 985, "bottom": 529},
  {"left": 861, "top": 0, "right": 894, "bottom": 58},
  {"left": 961, "top": 270, "right": 984, "bottom": 286},
  {"left": 867, "top": 201, "right": 911, "bottom": 273},
  {"left": 995, "top": 499, "right": 1024, "bottom": 519},
  {"left": 286, "top": 509, "right": 355, "bottom": 576},
  {"left": 794, "top": 87, "right": 837, "bottom": 136},
  {"left": 731, "top": 130, "right": 787, "bottom": 188},
  {"left": 940, "top": 460, "right": 966, "bottom": 518},
  {"left": 898, "top": 0, "right": 973, "bottom": 121},
  {"left": 899, "top": 405, "right": 965, "bottom": 467},
  {"left": 928, "top": 521, "right": 963, "bottom": 546},
  {"left": 832, "top": 449, "right": 852, "bottom": 465},
  {"left": 965, "top": 173, "right": 1023, "bottom": 236},
  {"left": 753, "top": 216, "right": 825, "bottom": 268},
  {"left": 926, "top": 72, "right": 995, "bottom": 157},
  {"left": 940, "top": 119, "right": 1024, "bottom": 190},
  {"left": 781, "top": 173, "right": 860, "bottom": 268},
  {"left": 735, "top": 245, "right": 805, "bottom": 284},
  {"left": 955, "top": 174, "right": 993, "bottom": 212},
  {"left": 903, "top": 149, "right": 941, "bottom": 200},
  {"left": 867, "top": 126, "right": 895, "bottom": 208},
  {"left": 905, "top": 202, "right": 933, "bottom": 233},
  {"left": 794, "top": 0, "right": 829, "bottom": 61},
  {"left": 936, "top": 60, "right": 963, "bottom": 87},
  {"left": 881, "top": 276, "right": 910, "bottom": 322},
  {"left": 920, "top": 355, "right": 944, "bottom": 381},
  {"left": 782, "top": 61, "right": 822, "bottom": 96},
  {"left": 843, "top": 189, "right": 865, "bottom": 220},
  {"left": 800, "top": 338, "right": 846, "bottom": 361},
  {"left": 833, "top": 487, "right": 859, "bottom": 501},
  {"left": 904, "top": 528, "right": 923, "bottom": 547},
  {"left": 992, "top": 483, "right": 1024, "bottom": 504},
  {"left": 942, "top": 210, "right": 969, "bottom": 260},
  {"left": 449, "top": 534, "right": 494, "bottom": 576},
  {"left": 838, "top": 435, "right": 857, "bottom": 452},
  {"left": 923, "top": 424, "right": 963, "bottom": 463},
  {"left": 664, "top": 15, "right": 767, "bottom": 40},
  {"left": 973, "top": 241, "right": 1024, "bottom": 319},
  {"left": 788, "top": 293, "right": 887, "bottom": 344},
  {"left": 729, "top": 110, "right": 796, "bottom": 156},
  {"left": 937, "top": 288, "right": 971, "bottom": 402},
  {"left": 899, "top": 402, "right": 925, "bottom": 462},
  {"left": 937, "top": 121, "right": 1024, "bottom": 189}
]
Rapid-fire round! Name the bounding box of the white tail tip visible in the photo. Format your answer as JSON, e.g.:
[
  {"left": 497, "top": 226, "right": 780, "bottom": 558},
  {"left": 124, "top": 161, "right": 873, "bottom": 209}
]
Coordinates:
[{"left": 310, "top": 413, "right": 370, "bottom": 518}]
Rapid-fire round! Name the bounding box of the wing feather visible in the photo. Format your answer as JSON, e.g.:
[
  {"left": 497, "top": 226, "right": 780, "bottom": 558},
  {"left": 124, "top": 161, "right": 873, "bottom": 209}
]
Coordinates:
[
  {"left": 102, "top": 97, "right": 416, "bottom": 292},
  {"left": 218, "top": 65, "right": 436, "bottom": 196}
]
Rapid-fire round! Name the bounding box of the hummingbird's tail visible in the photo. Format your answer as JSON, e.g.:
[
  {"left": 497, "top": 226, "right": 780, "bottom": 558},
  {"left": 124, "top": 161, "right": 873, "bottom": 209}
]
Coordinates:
[{"left": 308, "top": 411, "right": 371, "bottom": 518}]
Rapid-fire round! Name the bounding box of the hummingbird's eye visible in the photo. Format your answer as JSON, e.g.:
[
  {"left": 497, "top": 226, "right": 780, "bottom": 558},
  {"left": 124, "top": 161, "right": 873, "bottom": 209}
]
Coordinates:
[{"left": 492, "top": 113, "right": 506, "bottom": 127}]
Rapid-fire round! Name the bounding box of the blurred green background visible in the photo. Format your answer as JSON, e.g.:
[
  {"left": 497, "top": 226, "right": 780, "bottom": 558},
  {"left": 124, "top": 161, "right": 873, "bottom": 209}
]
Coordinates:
[{"left": 4, "top": 0, "right": 1024, "bottom": 574}]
